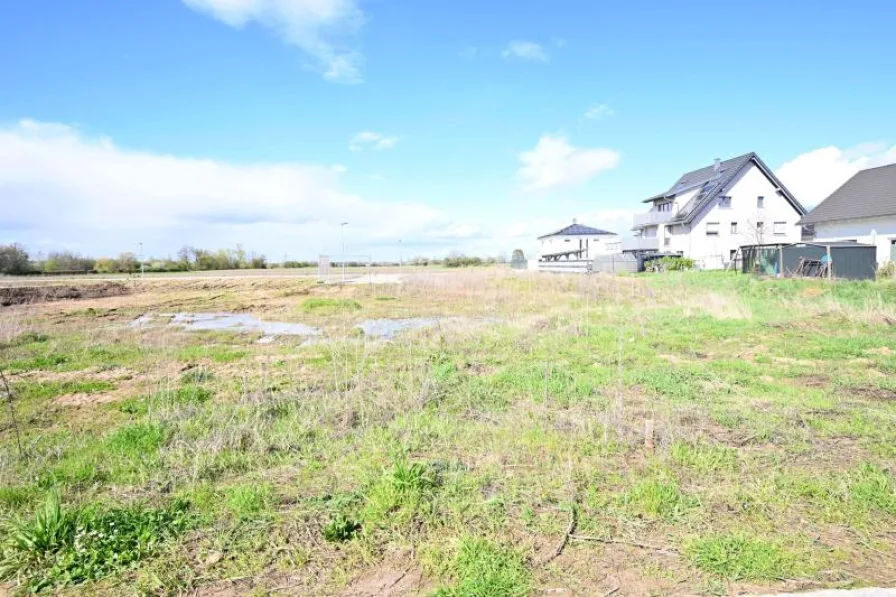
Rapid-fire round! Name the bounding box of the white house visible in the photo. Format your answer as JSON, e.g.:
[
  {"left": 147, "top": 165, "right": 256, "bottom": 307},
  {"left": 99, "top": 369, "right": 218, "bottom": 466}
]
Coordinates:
[
  {"left": 537, "top": 220, "right": 620, "bottom": 263},
  {"left": 628, "top": 153, "right": 808, "bottom": 269},
  {"left": 800, "top": 163, "right": 896, "bottom": 267}
]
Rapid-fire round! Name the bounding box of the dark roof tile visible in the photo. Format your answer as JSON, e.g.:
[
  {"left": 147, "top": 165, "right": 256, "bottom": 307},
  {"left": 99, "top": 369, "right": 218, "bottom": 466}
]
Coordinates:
[
  {"left": 800, "top": 163, "right": 896, "bottom": 225},
  {"left": 641, "top": 153, "right": 807, "bottom": 225},
  {"left": 538, "top": 223, "right": 617, "bottom": 239}
]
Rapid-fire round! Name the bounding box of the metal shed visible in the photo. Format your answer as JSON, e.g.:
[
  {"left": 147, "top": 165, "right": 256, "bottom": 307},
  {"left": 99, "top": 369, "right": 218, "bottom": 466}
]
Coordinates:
[{"left": 740, "top": 241, "right": 877, "bottom": 280}]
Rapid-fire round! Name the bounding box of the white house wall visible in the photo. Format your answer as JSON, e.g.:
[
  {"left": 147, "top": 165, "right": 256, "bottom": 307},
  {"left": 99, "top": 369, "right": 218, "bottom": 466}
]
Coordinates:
[
  {"left": 814, "top": 216, "right": 896, "bottom": 265},
  {"left": 663, "top": 163, "right": 803, "bottom": 269}
]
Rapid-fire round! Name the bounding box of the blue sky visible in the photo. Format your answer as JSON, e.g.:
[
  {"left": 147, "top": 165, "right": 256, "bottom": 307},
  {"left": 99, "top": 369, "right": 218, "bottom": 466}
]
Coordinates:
[{"left": 1, "top": 0, "right": 895, "bottom": 260}]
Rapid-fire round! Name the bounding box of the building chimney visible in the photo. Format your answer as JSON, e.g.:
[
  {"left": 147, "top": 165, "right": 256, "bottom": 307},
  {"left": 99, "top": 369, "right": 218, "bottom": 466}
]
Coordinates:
[
  {"left": 572, "top": 217, "right": 577, "bottom": 224},
  {"left": 713, "top": 158, "right": 721, "bottom": 172}
]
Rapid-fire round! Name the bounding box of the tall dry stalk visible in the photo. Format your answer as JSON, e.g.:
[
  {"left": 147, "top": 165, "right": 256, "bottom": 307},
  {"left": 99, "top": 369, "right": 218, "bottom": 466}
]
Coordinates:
[{"left": 0, "top": 364, "right": 24, "bottom": 459}]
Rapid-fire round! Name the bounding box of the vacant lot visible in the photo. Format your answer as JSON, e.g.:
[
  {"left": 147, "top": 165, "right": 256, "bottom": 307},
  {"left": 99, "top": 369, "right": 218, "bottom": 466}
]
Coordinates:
[{"left": 1, "top": 270, "right": 895, "bottom": 595}]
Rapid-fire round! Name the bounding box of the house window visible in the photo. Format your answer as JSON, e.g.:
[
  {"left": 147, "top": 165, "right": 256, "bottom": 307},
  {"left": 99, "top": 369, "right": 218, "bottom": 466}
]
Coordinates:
[
  {"left": 719, "top": 196, "right": 732, "bottom": 208},
  {"left": 757, "top": 196, "right": 765, "bottom": 209},
  {"left": 773, "top": 221, "right": 786, "bottom": 235},
  {"left": 730, "top": 249, "right": 738, "bottom": 261},
  {"left": 658, "top": 202, "right": 672, "bottom": 212},
  {"left": 664, "top": 237, "right": 671, "bottom": 247},
  {"left": 731, "top": 222, "right": 738, "bottom": 234},
  {"left": 706, "top": 222, "right": 720, "bottom": 236}
]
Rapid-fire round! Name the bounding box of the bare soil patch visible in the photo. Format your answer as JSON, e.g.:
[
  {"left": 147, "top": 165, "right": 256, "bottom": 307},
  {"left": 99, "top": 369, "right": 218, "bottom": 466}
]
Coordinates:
[
  {"left": 344, "top": 567, "right": 425, "bottom": 596},
  {"left": 0, "top": 282, "right": 131, "bottom": 307},
  {"left": 848, "top": 385, "right": 896, "bottom": 402}
]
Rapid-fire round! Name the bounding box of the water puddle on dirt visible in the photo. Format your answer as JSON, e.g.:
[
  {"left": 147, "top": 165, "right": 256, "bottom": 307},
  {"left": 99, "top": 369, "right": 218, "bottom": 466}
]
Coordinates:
[
  {"left": 131, "top": 312, "right": 320, "bottom": 343},
  {"left": 354, "top": 317, "right": 449, "bottom": 340}
]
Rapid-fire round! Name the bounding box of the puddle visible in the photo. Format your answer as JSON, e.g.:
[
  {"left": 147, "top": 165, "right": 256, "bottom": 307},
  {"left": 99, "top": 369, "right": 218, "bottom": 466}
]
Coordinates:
[
  {"left": 131, "top": 312, "right": 320, "bottom": 343},
  {"left": 354, "top": 317, "right": 458, "bottom": 340}
]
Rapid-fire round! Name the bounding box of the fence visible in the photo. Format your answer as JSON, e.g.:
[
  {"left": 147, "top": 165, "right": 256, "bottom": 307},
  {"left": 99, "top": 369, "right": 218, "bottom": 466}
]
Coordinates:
[{"left": 592, "top": 253, "right": 639, "bottom": 274}]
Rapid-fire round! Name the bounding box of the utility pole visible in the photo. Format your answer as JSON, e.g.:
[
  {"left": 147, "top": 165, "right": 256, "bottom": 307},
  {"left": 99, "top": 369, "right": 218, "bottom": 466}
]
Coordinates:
[
  {"left": 399, "top": 239, "right": 403, "bottom": 273},
  {"left": 340, "top": 222, "right": 349, "bottom": 282},
  {"left": 139, "top": 242, "right": 144, "bottom": 277}
]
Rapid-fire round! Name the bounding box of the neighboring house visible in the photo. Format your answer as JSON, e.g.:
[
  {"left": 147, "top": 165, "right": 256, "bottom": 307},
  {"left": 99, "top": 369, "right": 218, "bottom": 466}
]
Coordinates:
[
  {"left": 628, "top": 153, "right": 808, "bottom": 269},
  {"left": 537, "top": 220, "right": 620, "bottom": 262},
  {"left": 799, "top": 163, "right": 896, "bottom": 266}
]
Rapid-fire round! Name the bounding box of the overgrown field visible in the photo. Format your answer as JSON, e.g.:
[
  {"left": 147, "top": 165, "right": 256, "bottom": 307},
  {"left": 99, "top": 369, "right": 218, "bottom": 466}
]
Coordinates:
[{"left": 1, "top": 271, "right": 895, "bottom": 596}]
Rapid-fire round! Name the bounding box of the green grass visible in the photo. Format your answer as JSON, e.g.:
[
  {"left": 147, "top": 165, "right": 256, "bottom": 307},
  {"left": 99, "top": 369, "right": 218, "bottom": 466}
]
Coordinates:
[
  {"left": 225, "top": 483, "right": 272, "bottom": 517},
  {"left": 301, "top": 297, "right": 362, "bottom": 312},
  {"left": 177, "top": 344, "right": 248, "bottom": 363},
  {"left": 618, "top": 475, "right": 698, "bottom": 521},
  {"left": 433, "top": 537, "right": 531, "bottom": 597},
  {"left": 685, "top": 533, "right": 806, "bottom": 581},
  {"left": 11, "top": 379, "right": 114, "bottom": 402},
  {"left": 3, "top": 271, "right": 896, "bottom": 594},
  {"left": 670, "top": 440, "right": 739, "bottom": 473}
]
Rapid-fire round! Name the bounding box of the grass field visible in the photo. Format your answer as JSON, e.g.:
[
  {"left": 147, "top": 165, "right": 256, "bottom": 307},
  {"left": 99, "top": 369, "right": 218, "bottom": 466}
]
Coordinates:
[{"left": 1, "top": 270, "right": 895, "bottom": 595}]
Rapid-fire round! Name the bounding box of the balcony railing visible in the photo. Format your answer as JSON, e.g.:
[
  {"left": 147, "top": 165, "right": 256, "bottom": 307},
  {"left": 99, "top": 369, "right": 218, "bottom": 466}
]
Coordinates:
[
  {"left": 633, "top": 210, "right": 674, "bottom": 227},
  {"left": 622, "top": 237, "right": 659, "bottom": 251}
]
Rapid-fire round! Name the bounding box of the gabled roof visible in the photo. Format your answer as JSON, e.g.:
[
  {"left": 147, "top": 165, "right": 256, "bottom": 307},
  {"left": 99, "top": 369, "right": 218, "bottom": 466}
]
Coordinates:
[
  {"left": 800, "top": 163, "right": 896, "bottom": 225},
  {"left": 537, "top": 223, "right": 617, "bottom": 239},
  {"left": 641, "top": 153, "right": 807, "bottom": 225}
]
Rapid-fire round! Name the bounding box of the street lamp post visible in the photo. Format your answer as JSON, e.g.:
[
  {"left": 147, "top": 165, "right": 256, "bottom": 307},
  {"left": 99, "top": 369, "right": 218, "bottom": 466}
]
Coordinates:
[
  {"left": 139, "top": 242, "right": 144, "bottom": 277},
  {"left": 340, "top": 222, "right": 348, "bottom": 282}
]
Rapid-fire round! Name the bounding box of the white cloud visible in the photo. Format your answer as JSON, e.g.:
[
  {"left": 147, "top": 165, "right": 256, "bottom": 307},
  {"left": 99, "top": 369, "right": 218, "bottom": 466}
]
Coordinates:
[
  {"left": 369, "top": 174, "right": 386, "bottom": 181},
  {"left": 349, "top": 131, "right": 399, "bottom": 151},
  {"left": 584, "top": 104, "right": 614, "bottom": 120},
  {"left": 518, "top": 134, "right": 620, "bottom": 192},
  {"left": 0, "top": 120, "right": 633, "bottom": 260},
  {"left": 776, "top": 143, "right": 896, "bottom": 208},
  {"left": 502, "top": 41, "right": 548, "bottom": 63},
  {"left": 0, "top": 120, "right": 451, "bottom": 257},
  {"left": 182, "top": 0, "right": 364, "bottom": 83}
]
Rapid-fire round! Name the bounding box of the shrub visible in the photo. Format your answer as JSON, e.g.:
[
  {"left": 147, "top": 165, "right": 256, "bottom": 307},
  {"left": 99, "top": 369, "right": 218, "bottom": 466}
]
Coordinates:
[
  {"left": 878, "top": 261, "right": 896, "bottom": 280},
  {"left": 444, "top": 255, "right": 484, "bottom": 268},
  {"left": 647, "top": 256, "right": 696, "bottom": 272}
]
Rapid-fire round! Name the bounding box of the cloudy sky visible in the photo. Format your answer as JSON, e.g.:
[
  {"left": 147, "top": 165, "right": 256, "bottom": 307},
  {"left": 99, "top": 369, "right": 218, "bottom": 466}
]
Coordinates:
[{"left": 1, "top": 0, "right": 895, "bottom": 260}]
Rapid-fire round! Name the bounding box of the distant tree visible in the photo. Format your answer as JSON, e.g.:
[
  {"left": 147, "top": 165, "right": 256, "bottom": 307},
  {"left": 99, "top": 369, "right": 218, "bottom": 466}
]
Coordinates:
[
  {"left": 43, "top": 251, "right": 94, "bottom": 273},
  {"left": 117, "top": 252, "right": 139, "bottom": 273},
  {"left": 0, "top": 243, "right": 32, "bottom": 275},
  {"left": 94, "top": 258, "right": 118, "bottom": 274},
  {"left": 511, "top": 249, "right": 525, "bottom": 262}
]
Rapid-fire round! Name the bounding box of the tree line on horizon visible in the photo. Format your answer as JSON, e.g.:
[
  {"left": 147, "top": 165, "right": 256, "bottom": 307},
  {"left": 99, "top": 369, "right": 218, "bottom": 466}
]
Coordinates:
[{"left": 0, "top": 244, "right": 526, "bottom": 275}]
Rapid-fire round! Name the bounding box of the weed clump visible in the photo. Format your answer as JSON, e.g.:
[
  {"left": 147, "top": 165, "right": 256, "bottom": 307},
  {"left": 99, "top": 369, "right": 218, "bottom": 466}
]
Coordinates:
[
  {"left": 0, "top": 492, "right": 192, "bottom": 592},
  {"left": 322, "top": 513, "right": 362, "bottom": 542},
  {"left": 362, "top": 459, "right": 440, "bottom": 528}
]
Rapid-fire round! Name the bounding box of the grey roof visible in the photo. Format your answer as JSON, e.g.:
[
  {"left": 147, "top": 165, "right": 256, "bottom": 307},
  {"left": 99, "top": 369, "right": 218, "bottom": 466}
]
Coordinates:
[
  {"left": 640, "top": 153, "right": 807, "bottom": 226},
  {"left": 800, "top": 163, "right": 896, "bottom": 225},
  {"left": 538, "top": 223, "right": 617, "bottom": 239}
]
